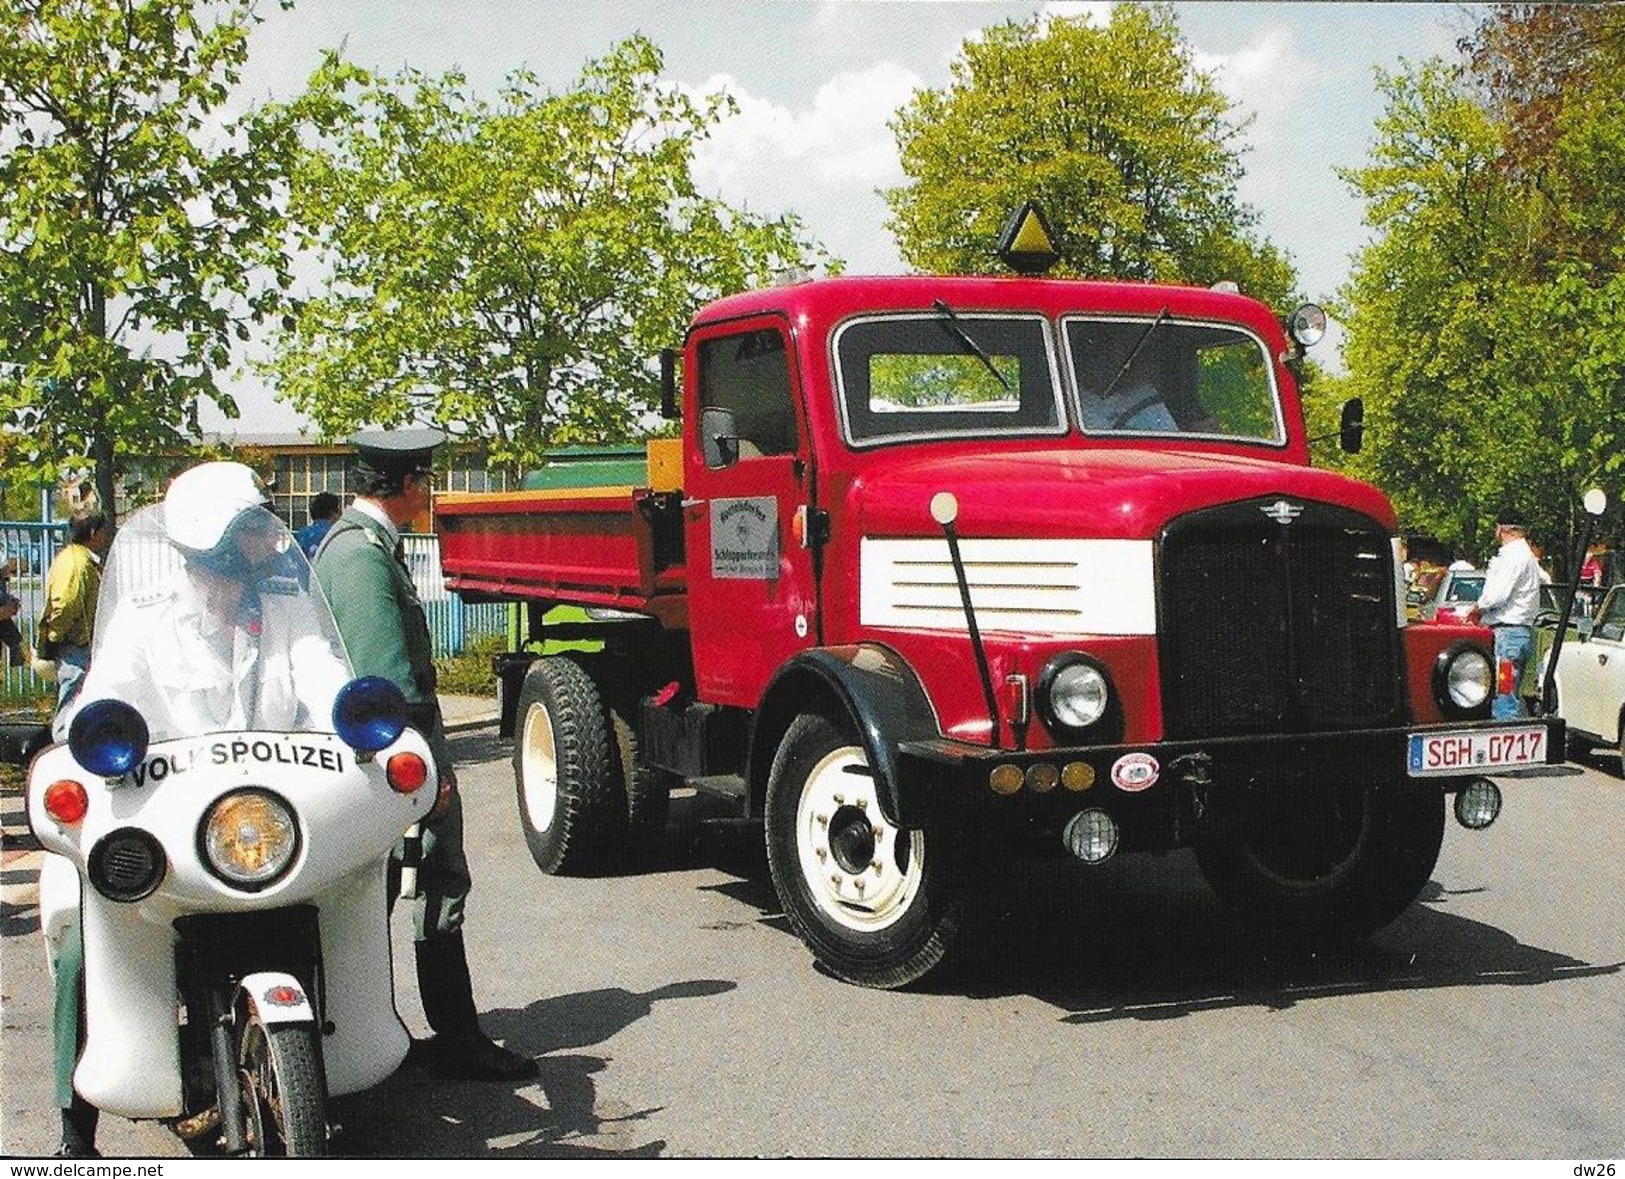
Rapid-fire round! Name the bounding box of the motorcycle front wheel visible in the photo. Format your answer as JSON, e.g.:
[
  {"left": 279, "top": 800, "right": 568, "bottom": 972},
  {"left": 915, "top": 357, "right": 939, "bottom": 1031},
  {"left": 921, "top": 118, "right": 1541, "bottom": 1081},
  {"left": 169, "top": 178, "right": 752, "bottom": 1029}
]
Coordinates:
[{"left": 238, "top": 1020, "right": 328, "bottom": 1157}]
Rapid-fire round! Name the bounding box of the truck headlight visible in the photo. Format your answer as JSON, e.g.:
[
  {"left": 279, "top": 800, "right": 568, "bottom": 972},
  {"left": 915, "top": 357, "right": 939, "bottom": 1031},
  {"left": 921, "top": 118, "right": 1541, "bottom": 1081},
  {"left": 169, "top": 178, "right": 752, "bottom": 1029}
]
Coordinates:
[
  {"left": 1040, "top": 655, "right": 1117, "bottom": 740},
  {"left": 1433, "top": 643, "right": 1493, "bottom": 718},
  {"left": 201, "top": 789, "right": 299, "bottom": 890}
]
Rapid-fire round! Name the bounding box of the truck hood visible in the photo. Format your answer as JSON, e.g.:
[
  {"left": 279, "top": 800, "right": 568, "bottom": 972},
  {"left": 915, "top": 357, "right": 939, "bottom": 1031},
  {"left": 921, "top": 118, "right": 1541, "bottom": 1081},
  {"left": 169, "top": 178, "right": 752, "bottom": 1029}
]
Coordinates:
[{"left": 847, "top": 447, "right": 1397, "bottom": 540}]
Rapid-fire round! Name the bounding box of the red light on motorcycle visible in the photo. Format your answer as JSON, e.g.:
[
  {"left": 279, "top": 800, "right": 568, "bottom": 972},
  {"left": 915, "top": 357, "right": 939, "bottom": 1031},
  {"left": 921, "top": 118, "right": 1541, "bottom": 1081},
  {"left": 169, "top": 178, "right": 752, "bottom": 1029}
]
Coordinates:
[
  {"left": 386, "top": 752, "right": 428, "bottom": 794},
  {"left": 44, "top": 779, "right": 89, "bottom": 825}
]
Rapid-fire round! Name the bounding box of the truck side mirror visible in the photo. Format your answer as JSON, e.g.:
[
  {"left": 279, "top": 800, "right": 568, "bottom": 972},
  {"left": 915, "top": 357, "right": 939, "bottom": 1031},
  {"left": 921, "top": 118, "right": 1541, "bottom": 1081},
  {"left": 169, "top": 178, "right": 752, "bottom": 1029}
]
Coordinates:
[
  {"left": 1340, "top": 398, "right": 1364, "bottom": 454},
  {"left": 660, "top": 348, "right": 680, "bottom": 421},
  {"left": 701, "top": 406, "right": 740, "bottom": 469}
]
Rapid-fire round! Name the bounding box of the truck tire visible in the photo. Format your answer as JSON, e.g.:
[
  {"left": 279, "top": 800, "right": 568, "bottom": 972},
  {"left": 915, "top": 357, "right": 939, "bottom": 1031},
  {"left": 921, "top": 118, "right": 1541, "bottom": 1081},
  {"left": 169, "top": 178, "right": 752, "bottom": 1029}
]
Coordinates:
[
  {"left": 764, "top": 710, "right": 964, "bottom": 989},
  {"left": 1194, "top": 776, "right": 1445, "bottom": 943},
  {"left": 512, "top": 656, "right": 623, "bottom": 875},
  {"left": 610, "top": 707, "right": 671, "bottom": 856}
]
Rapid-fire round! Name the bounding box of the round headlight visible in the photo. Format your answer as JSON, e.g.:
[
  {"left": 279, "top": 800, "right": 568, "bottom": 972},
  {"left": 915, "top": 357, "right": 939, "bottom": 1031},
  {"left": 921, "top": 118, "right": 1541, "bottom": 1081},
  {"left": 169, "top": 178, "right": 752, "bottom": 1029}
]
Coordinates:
[
  {"left": 1436, "top": 645, "right": 1493, "bottom": 715},
  {"left": 201, "top": 790, "right": 299, "bottom": 890},
  {"left": 1045, "top": 659, "right": 1111, "bottom": 731},
  {"left": 1288, "top": 303, "right": 1327, "bottom": 348}
]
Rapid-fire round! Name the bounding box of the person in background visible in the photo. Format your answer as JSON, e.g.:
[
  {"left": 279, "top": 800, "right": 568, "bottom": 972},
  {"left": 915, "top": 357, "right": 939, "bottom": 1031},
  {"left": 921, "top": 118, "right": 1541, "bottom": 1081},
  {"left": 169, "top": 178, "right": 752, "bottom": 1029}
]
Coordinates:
[
  {"left": 37, "top": 511, "right": 111, "bottom": 709},
  {"left": 295, "top": 491, "right": 342, "bottom": 558},
  {"left": 0, "top": 546, "right": 27, "bottom": 668},
  {"left": 313, "top": 428, "right": 536, "bottom": 1083},
  {"left": 1471, "top": 507, "right": 1544, "bottom": 720}
]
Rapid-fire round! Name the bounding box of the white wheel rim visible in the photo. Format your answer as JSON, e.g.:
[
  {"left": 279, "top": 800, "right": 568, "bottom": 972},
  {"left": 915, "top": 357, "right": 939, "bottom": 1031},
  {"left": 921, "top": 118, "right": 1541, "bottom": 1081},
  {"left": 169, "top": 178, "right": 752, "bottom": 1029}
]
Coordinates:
[
  {"left": 518, "top": 701, "right": 559, "bottom": 835},
  {"left": 794, "top": 745, "right": 924, "bottom": 933}
]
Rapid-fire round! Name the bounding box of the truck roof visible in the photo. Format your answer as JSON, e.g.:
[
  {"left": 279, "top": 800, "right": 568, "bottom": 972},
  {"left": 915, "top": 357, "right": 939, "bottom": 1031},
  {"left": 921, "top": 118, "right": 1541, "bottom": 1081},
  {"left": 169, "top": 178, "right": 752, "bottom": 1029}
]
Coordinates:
[{"left": 694, "top": 274, "right": 1286, "bottom": 339}]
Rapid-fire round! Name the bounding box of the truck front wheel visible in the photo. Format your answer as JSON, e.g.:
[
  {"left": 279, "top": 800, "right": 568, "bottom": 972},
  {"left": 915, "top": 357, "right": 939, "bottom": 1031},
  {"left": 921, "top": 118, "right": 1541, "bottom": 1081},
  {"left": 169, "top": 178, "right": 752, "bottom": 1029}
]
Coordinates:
[
  {"left": 764, "top": 712, "right": 964, "bottom": 989},
  {"left": 1194, "top": 776, "right": 1445, "bottom": 942},
  {"left": 512, "top": 657, "right": 622, "bottom": 875}
]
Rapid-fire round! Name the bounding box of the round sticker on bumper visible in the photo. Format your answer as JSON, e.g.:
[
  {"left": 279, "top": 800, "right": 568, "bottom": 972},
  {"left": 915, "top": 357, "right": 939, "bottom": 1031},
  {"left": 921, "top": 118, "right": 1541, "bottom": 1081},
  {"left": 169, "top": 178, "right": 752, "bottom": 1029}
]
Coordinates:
[{"left": 1111, "top": 752, "right": 1159, "bottom": 792}]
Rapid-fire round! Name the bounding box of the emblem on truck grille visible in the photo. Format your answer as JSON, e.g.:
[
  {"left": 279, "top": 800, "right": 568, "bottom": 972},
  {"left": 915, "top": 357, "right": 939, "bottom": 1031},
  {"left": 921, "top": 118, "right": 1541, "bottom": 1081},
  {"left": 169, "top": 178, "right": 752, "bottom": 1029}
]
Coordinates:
[{"left": 1259, "top": 499, "right": 1304, "bottom": 525}]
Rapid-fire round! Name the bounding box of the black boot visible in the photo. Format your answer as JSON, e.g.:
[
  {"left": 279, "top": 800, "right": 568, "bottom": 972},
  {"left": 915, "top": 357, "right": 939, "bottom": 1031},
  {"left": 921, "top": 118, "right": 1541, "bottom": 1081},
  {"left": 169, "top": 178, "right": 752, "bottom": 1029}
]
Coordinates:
[
  {"left": 55, "top": 1096, "right": 99, "bottom": 1158},
  {"left": 414, "top": 934, "right": 537, "bottom": 1082}
]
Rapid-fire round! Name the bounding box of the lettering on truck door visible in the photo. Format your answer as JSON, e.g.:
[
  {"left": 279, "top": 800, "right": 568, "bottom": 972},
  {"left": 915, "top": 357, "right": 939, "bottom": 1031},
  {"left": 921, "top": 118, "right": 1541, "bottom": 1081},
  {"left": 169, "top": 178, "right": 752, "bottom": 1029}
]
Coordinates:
[{"left": 683, "top": 319, "right": 818, "bottom": 707}]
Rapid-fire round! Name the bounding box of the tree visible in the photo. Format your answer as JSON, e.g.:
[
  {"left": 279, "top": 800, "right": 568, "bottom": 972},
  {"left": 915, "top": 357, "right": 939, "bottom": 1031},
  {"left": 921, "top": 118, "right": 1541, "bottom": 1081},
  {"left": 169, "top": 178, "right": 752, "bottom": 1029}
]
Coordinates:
[
  {"left": 261, "top": 36, "right": 828, "bottom": 471},
  {"left": 1337, "top": 11, "right": 1625, "bottom": 567},
  {"left": 0, "top": 0, "right": 294, "bottom": 520},
  {"left": 884, "top": 3, "right": 1297, "bottom": 306}
]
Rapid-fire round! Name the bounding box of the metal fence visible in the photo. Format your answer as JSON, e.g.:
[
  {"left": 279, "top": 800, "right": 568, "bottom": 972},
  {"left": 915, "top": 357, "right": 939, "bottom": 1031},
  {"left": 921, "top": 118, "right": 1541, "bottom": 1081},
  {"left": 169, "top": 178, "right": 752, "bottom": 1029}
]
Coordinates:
[
  {"left": 0, "top": 523, "right": 502, "bottom": 703},
  {"left": 400, "top": 533, "right": 511, "bottom": 658},
  {"left": 1, "top": 521, "right": 66, "bottom": 699}
]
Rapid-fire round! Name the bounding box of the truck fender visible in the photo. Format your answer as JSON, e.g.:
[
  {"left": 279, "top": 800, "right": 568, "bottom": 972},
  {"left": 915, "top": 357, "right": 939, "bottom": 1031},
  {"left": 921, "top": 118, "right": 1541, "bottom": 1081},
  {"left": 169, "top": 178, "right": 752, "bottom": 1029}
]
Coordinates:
[{"left": 750, "top": 645, "right": 938, "bottom": 829}]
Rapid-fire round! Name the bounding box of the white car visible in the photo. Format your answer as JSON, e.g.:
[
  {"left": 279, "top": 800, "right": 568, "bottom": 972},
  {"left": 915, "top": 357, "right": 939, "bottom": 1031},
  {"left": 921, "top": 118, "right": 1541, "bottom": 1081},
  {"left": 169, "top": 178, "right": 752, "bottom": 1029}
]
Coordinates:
[{"left": 1545, "top": 585, "right": 1625, "bottom": 762}]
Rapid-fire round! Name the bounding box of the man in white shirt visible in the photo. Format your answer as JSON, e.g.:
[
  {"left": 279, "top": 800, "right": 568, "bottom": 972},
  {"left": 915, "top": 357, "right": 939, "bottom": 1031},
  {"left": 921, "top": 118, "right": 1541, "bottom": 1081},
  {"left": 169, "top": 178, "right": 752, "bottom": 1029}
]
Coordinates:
[{"left": 1472, "top": 507, "right": 1544, "bottom": 719}]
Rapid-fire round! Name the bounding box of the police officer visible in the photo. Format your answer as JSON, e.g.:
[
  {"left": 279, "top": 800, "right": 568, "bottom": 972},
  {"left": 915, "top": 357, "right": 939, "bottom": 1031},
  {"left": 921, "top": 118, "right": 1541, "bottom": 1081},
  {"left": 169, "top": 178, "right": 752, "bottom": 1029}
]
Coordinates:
[{"left": 313, "top": 429, "right": 536, "bottom": 1082}]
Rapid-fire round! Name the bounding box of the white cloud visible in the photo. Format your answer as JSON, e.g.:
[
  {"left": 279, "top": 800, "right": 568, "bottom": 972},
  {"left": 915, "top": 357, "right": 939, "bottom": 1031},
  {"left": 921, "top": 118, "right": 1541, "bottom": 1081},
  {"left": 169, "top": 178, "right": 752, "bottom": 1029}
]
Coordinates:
[
  {"left": 1192, "top": 26, "right": 1314, "bottom": 150},
  {"left": 687, "top": 62, "right": 922, "bottom": 272}
]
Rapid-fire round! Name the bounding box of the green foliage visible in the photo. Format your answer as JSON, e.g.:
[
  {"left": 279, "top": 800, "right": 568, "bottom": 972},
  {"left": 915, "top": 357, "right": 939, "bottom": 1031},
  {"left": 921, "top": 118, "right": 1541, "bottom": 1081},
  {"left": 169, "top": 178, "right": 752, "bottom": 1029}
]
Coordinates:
[
  {"left": 884, "top": 3, "right": 1298, "bottom": 306},
  {"left": 1338, "top": 9, "right": 1625, "bottom": 567},
  {"left": 433, "top": 629, "right": 506, "bottom": 697},
  {"left": 0, "top": 0, "right": 296, "bottom": 518},
  {"left": 261, "top": 36, "right": 830, "bottom": 471}
]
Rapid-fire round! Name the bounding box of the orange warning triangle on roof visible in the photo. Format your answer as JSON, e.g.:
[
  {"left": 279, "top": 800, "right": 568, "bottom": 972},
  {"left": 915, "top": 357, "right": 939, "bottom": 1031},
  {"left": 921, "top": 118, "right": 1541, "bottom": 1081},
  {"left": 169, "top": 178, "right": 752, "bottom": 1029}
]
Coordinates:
[{"left": 997, "top": 202, "right": 1059, "bottom": 275}]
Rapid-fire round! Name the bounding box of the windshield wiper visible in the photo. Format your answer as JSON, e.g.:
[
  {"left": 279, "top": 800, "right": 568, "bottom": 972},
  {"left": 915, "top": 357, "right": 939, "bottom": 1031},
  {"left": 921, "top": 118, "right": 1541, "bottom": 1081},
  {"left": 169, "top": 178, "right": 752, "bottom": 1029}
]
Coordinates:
[
  {"left": 933, "top": 298, "right": 1011, "bottom": 393},
  {"left": 1098, "top": 307, "right": 1170, "bottom": 401}
]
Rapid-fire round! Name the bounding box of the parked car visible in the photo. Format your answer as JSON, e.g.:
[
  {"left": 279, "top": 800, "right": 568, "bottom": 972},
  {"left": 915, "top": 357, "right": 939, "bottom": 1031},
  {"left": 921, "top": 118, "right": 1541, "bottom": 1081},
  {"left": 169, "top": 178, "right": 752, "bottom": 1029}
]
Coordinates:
[
  {"left": 1539, "top": 585, "right": 1625, "bottom": 762},
  {"left": 1418, "top": 568, "right": 1483, "bottom": 623},
  {"left": 1404, "top": 563, "right": 1446, "bottom": 621}
]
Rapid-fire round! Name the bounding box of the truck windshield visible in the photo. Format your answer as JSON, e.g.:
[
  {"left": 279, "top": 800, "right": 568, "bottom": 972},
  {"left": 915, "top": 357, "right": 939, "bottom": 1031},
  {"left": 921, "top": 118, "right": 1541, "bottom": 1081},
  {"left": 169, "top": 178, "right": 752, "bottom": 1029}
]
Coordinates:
[
  {"left": 1065, "top": 316, "right": 1285, "bottom": 444},
  {"left": 834, "top": 313, "right": 1063, "bottom": 447}
]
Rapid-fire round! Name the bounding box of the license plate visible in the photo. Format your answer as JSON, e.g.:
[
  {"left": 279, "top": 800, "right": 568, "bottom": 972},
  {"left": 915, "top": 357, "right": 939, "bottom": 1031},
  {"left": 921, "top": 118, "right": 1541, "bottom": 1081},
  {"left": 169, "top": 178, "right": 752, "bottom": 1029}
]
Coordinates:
[{"left": 1407, "top": 727, "right": 1547, "bottom": 776}]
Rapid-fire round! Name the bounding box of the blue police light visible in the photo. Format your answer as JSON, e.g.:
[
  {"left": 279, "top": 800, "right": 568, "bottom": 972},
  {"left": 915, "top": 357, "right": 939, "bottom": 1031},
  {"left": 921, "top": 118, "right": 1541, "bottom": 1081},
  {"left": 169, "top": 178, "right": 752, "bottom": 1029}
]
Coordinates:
[
  {"left": 332, "top": 676, "right": 408, "bottom": 753},
  {"left": 68, "top": 699, "right": 150, "bottom": 778}
]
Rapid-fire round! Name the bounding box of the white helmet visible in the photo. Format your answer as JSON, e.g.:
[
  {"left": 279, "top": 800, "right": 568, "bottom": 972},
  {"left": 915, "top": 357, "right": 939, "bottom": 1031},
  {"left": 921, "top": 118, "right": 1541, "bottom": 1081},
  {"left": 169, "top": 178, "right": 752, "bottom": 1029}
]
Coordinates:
[{"left": 164, "top": 461, "right": 273, "bottom": 565}]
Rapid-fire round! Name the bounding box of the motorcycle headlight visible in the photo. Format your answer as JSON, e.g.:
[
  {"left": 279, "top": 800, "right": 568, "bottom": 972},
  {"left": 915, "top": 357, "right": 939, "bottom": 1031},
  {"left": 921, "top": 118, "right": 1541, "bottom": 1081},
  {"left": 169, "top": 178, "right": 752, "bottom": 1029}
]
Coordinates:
[
  {"left": 1040, "top": 655, "right": 1116, "bottom": 738},
  {"left": 1433, "top": 643, "right": 1493, "bottom": 718},
  {"left": 201, "top": 789, "right": 299, "bottom": 890}
]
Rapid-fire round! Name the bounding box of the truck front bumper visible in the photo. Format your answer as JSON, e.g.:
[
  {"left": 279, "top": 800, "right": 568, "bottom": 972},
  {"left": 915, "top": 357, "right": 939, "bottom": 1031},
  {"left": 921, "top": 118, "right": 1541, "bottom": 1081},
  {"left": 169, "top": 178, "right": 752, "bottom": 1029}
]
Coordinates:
[{"left": 891, "top": 715, "right": 1566, "bottom": 851}]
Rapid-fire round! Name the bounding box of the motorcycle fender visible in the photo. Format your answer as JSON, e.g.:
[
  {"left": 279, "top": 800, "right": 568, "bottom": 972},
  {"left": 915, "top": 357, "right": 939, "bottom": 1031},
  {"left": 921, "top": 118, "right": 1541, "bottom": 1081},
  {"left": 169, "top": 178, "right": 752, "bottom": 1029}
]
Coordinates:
[
  {"left": 76, "top": 897, "right": 185, "bottom": 1118},
  {"left": 37, "top": 853, "right": 80, "bottom": 980},
  {"left": 239, "top": 970, "right": 318, "bottom": 1025}
]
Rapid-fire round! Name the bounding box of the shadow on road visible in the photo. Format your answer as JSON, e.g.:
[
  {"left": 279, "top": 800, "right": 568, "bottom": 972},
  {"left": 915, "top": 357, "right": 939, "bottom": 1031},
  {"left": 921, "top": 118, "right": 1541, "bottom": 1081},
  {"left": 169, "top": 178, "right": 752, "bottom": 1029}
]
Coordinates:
[{"left": 330, "top": 977, "right": 734, "bottom": 1159}]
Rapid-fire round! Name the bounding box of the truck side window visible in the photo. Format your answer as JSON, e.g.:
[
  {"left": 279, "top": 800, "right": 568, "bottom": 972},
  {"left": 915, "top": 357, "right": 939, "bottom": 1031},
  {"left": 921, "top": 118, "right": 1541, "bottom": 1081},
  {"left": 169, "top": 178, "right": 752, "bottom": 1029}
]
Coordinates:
[{"left": 697, "top": 329, "right": 796, "bottom": 467}]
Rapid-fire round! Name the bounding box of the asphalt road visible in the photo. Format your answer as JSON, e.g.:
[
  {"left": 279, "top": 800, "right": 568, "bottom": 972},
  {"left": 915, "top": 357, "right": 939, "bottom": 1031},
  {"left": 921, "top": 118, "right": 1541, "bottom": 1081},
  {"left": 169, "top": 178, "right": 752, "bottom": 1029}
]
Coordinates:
[{"left": 3, "top": 729, "right": 1622, "bottom": 1160}]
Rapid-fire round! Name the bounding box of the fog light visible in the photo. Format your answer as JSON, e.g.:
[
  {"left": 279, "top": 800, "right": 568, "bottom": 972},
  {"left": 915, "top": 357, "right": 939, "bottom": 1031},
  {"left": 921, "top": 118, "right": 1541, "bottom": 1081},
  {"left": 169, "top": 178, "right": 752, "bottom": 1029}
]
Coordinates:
[
  {"left": 989, "top": 764, "right": 1024, "bottom": 795},
  {"left": 1454, "top": 778, "right": 1502, "bottom": 830},
  {"left": 1062, "top": 809, "right": 1119, "bottom": 864},
  {"left": 1061, "top": 762, "right": 1096, "bottom": 792},
  {"left": 1025, "top": 763, "right": 1059, "bottom": 793}
]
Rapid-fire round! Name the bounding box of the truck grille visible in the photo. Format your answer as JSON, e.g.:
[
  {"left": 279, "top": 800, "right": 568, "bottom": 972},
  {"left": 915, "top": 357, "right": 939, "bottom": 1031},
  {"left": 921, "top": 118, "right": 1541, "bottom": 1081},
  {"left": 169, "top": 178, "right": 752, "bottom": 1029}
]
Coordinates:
[{"left": 1157, "top": 499, "right": 1404, "bottom": 739}]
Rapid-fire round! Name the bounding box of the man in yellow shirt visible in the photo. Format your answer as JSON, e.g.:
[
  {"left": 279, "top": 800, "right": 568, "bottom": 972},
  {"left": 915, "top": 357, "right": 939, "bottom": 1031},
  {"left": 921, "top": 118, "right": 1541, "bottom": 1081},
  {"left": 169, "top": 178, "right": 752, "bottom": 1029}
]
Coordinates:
[{"left": 38, "top": 510, "right": 111, "bottom": 711}]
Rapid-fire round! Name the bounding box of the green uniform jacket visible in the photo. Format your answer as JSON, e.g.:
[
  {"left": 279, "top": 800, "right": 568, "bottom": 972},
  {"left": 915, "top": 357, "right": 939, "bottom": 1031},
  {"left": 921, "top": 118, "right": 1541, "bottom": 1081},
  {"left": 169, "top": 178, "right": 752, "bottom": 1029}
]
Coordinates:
[{"left": 313, "top": 508, "right": 450, "bottom": 768}]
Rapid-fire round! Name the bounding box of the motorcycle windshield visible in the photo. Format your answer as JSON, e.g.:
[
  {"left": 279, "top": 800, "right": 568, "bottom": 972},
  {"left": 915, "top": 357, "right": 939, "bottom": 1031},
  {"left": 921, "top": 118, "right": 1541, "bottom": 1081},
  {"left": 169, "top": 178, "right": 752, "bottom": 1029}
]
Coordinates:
[{"left": 81, "top": 504, "right": 355, "bottom": 744}]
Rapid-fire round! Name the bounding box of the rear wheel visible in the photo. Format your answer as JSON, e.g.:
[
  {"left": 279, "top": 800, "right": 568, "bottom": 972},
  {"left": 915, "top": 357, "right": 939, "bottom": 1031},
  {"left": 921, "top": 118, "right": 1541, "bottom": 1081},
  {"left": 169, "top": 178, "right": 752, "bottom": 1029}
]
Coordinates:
[
  {"left": 238, "top": 1021, "right": 327, "bottom": 1157},
  {"left": 764, "top": 711, "right": 964, "bottom": 989},
  {"left": 1195, "top": 775, "right": 1445, "bottom": 942},
  {"left": 512, "top": 657, "right": 623, "bottom": 874}
]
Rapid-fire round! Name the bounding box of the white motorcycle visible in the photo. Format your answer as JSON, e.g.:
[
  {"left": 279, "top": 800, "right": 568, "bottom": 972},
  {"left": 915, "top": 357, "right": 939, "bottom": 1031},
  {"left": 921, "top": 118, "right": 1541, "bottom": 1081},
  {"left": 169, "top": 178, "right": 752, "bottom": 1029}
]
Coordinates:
[{"left": 27, "top": 505, "right": 436, "bottom": 1156}]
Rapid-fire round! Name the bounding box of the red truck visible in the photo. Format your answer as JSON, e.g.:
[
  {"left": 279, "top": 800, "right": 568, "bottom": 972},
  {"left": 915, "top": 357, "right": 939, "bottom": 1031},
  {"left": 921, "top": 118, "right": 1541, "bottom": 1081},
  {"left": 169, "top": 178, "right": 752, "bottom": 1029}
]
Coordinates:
[{"left": 436, "top": 241, "right": 1562, "bottom": 989}]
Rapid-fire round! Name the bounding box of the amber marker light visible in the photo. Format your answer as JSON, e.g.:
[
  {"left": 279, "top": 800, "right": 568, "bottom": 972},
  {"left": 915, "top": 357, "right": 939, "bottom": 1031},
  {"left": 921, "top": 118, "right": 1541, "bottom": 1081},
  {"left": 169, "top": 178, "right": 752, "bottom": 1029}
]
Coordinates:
[
  {"left": 386, "top": 752, "right": 429, "bottom": 794},
  {"left": 1061, "top": 762, "right": 1096, "bottom": 792},
  {"left": 989, "top": 764, "right": 1024, "bottom": 795},
  {"left": 44, "top": 780, "right": 90, "bottom": 825}
]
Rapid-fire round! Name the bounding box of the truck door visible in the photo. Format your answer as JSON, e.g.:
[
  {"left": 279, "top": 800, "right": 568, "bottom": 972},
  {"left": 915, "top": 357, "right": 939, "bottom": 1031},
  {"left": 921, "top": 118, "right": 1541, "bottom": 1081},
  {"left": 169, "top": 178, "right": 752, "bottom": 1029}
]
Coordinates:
[{"left": 683, "top": 318, "right": 818, "bottom": 708}]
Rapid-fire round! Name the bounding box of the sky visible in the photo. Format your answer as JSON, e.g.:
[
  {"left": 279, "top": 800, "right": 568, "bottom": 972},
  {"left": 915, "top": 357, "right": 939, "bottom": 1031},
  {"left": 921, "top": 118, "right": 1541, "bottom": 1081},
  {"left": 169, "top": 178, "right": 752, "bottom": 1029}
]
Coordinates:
[{"left": 211, "top": 0, "right": 1473, "bottom": 433}]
